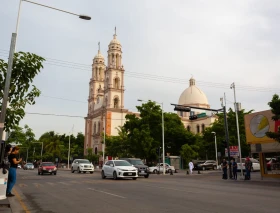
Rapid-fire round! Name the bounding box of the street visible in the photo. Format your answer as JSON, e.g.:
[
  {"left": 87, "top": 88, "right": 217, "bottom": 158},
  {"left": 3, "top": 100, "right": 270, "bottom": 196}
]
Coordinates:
[{"left": 10, "top": 169, "right": 280, "bottom": 213}]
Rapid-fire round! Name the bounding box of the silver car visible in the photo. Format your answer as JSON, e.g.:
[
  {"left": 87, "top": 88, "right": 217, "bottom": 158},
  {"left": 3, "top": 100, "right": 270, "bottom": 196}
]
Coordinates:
[{"left": 23, "top": 163, "right": 34, "bottom": 170}]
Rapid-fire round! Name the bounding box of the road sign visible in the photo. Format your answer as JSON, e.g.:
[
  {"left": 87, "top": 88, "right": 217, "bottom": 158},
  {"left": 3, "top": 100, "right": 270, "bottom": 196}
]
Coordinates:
[
  {"left": 0, "top": 123, "right": 4, "bottom": 128},
  {"left": 225, "top": 146, "right": 239, "bottom": 157}
]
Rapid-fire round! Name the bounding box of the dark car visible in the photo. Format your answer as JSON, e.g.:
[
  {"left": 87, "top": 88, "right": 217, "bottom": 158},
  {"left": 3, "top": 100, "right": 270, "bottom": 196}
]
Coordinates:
[
  {"left": 197, "top": 160, "right": 217, "bottom": 171},
  {"left": 120, "top": 158, "right": 149, "bottom": 178},
  {"left": 193, "top": 160, "right": 206, "bottom": 170}
]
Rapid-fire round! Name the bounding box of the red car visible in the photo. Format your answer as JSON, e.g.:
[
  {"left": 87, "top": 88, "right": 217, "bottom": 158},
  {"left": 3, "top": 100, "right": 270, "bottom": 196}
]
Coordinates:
[{"left": 38, "top": 162, "right": 57, "bottom": 175}]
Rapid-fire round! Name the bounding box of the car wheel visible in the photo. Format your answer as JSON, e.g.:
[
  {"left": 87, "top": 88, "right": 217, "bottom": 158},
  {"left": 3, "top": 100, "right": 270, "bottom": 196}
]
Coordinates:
[
  {"left": 101, "top": 171, "right": 106, "bottom": 179},
  {"left": 53, "top": 172, "right": 57, "bottom": 175},
  {"left": 168, "top": 169, "right": 172, "bottom": 173},
  {"left": 90, "top": 172, "right": 93, "bottom": 174},
  {"left": 83, "top": 171, "right": 86, "bottom": 173},
  {"left": 144, "top": 174, "right": 149, "bottom": 178},
  {"left": 113, "top": 171, "right": 118, "bottom": 180},
  {"left": 153, "top": 169, "right": 158, "bottom": 174},
  {"left": 71, "top": 167, "right": 74, "bottom": 173},
  {"left": 78, "top": 167, "right": 81, "bottom": 173},
  {"left": 132, "top": 177, "right": 137, "bottom": 180}
]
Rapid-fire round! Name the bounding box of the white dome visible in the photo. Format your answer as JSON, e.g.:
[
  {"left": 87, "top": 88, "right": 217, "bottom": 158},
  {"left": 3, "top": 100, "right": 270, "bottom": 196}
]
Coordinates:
[
  {"left": 178, "top": 78, "right": 209, "bottom": 106},
  {"left": 109, "top": 34, "right": 121, "bottom": 46}
]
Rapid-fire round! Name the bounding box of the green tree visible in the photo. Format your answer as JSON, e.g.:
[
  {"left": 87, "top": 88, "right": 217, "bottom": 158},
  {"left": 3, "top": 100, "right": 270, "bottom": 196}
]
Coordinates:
[
  {"left": 202, "top": 108, "right": 252, "bottom": 159},
  {"left": 0, "top": 52, "right": 45, "bottom": 131},
  {"left": 180, "top": 144, "right": 199, "bottom": 167},
  {"left": 85, "top": 148, "right": 99, "bottom": 164},
  {"left": 266, "top": 94, "right": 280, "bottom": 142}
]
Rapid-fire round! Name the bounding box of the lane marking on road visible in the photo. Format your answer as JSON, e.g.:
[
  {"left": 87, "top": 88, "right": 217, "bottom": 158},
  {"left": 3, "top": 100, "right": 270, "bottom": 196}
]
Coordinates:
[
  {"left": 33, "top": 183, "right": 43, "bottom": 188},
  {"left": 88, "top": 188, "right": 126, "bottom": 199},
  {"left": 13, "top": 188, "right": 31, "bottom": 213},
  {"left": 58, "top": 181, "right": 70, "bottom": 185},
  {"left": 69, "top": 180, "right": 80, "bottom": 184},
  {"left": 46, "top": 182, "right": 55, "bottom": 186},
  {"left": 142, "top": 184, "right": 196, "bottom": 193},
  {"left": 18, "top": 183, "right": 28, "bottom": 188}
]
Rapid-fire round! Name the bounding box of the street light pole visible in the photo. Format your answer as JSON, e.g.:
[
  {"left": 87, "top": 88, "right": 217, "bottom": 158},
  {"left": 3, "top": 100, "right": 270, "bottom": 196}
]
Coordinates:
[
  {"left": 211, "top": 132, "right": 218, "bottom": 167},
  {"left": 68, "top": 125, "right": 74, "bottom": 169},
  {"left": 137, "top": 99, "right": 165, "bottom": 175},
  {"left": 230, "top": 82, "right": 243, "bottom": 178}
]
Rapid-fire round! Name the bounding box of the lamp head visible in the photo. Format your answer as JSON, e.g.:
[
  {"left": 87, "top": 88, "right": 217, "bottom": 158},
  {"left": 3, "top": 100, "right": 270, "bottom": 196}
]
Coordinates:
[
  {"left": 137, "top": 99, "right": 143, "bottom": 102},
  {"left": 79, "top": 15, "right": 91, "bottom": 20}
]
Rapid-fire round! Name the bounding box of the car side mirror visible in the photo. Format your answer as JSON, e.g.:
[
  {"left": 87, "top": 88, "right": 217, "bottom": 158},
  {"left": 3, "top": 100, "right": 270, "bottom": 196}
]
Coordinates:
[{"left": 110, "top": 164, "right": 114, "bottom": 167}]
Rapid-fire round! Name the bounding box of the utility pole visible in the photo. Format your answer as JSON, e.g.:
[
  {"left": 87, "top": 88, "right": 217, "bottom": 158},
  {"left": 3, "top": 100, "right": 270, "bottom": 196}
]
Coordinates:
[{"left": 222, "top": 94, "right": 232, "bottom": 179}]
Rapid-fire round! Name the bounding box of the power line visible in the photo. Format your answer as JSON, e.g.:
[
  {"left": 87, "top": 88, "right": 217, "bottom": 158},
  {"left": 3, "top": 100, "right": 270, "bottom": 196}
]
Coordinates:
[{"left": 1, "top": 50, "right": 280, "bottom": 93}]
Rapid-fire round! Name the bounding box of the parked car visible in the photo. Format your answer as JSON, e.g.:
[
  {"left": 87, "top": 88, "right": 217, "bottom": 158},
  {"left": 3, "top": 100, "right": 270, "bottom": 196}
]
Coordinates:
[
  {"left": 101, "top": 160, "right": 138, "bottom": 180},
  {"left": 38, "top": 162, "right": 57, "bottom": 175},
  {"left": 149, "top": 163, "right": 176, "bottom": 174},
  {"left": 120, "top": 158, "right": 149, "bottom": 178},
  {"left": 17, "top": 164, "right": 22, "bottom": 169},
  {"left": 193, "top": 160, "right": 206, "bottom": 170},
  {"left": 197, "top": 160, "right": 217, "bottom": 170},
  {"left": 23, "top": 163, "right": 34, "bottom": 170},
  {"left": 237, "top": 158, "right": 260, "bottom": 172},
  {"left": 71, "top": 159, "right": 94, "bottom": 174}
]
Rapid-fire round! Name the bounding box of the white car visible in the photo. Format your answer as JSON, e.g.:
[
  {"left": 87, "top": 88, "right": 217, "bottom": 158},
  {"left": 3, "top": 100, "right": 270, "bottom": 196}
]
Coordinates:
[
  {"left": 71, "top": 159, "right": 94, "bottom": 174},
  {"left": 237, "top": 158, "right": 260, "bottom": 172},
  {"left": 101, "top": 160, "right": 138, "bottom": 180},
  {"left": 149, "top": 163, "right": 176, "bottom": 174}
]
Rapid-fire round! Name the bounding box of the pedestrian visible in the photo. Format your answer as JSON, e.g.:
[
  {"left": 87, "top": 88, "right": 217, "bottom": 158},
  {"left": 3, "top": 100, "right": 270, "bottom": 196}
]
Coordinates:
[
  {"left": 6, "top": 146, "right": 22, "bottom": 197},
  {"left": 222, "top": 159, "right": 228, "bottom": 179},
  {"left": 188, "top": 160, "right": 194, "bottom": 174},
  {"left": 232, "top": 158, "right": 237, "bottom": 180},
  {"left": 245, "top": 157, "right": 252, "bottom": 180}
]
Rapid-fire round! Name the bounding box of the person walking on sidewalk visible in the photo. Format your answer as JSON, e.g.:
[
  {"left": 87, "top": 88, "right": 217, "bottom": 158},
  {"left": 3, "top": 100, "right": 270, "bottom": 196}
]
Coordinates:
[
  {"left": 188, "top": 160, "right": 194, "bottom": 174},
  {"left": 6, "top": 146, "right": 22, "bottom": 197},
  {"left": 232, "top": 159, "right": 237, "bottom": 180}
]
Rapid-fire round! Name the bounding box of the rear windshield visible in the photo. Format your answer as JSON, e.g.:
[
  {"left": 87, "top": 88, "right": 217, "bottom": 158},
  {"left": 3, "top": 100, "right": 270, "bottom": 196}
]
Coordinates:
[
  {"left": 42, "top": 163, "right": 55, "bottom": 166},
  {"left": 78, "top": 160, "right": 90, "bottom": 164}
]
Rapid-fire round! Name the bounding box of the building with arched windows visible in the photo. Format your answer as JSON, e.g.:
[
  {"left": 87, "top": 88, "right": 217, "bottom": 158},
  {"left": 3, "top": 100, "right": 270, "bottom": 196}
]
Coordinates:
[
  {"left": 84, "top": 30, "right": 135, "bottom": 164},
  {"left": 177, "top": 77, "right": 216, "bottom": 134}
]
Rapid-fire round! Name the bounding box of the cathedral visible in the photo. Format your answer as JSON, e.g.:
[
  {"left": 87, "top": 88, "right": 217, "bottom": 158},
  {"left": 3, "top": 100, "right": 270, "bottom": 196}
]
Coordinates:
[{"left": 84, "top": 30, "right": 215, "bottom": 163}]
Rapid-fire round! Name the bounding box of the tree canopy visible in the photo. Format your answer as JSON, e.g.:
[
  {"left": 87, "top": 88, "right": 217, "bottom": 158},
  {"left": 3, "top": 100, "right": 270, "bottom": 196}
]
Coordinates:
[
  {"left": 266, "top": 94, "right": 280, "bottom": 142},
  {"left": 0, "top": 52, "right": 45, "bottom": 131}
]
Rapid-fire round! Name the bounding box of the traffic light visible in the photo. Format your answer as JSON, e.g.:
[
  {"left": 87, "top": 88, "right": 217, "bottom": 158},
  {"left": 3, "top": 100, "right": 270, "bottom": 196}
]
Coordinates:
[
  {"left": 174, "top": 106, "right": 191, "bottom": 112},
  {"left": 222, "top": 140, "right": 227, "bottom": 148},
  {"left": 189, "top": 115, "right": 198, "bottom": 120}
]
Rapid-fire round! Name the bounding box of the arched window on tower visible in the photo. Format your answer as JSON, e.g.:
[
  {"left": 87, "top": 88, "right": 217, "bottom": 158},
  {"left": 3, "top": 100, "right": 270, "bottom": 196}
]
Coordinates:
[
  {"left": 95, "top": 147, "right": 98, "bottom": 155},
  {"left": 114, "top": 78, "right": 120, "bottom": 89},
  {"left": 187, "top": 126, "right": 191, "bottom": 132},
  {"left": 99, "top": 67, "right": 102, "bottom": 80},
  {"left": 95, "top": 67, "right": 98, "bottom": 80},
  {"left": 105, "top": 96, "right": 108, "bottom": 107},
  {"left": 201, "top": 124, "right": 205, "bottom": 132},
  {"left": 106, "top": 78, "right": 109, "bottom": 89},
  {"left": 98, "top": 121, "right": 101, "bottom": 134},
  {"left": 197, "top": 125, "right": 200, "bottom": 134},
  {"left": 94, "top": 122, "right": 96, "bottom": 134},
  {"left": 113, "top": 97, "right": 119, "bottom": 109},
  {"left": 116, "top": 54, "right": 119, "bottom": 68}
]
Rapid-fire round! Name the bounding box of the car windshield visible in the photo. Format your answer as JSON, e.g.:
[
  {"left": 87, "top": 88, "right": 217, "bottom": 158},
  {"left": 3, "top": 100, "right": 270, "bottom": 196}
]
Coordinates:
[
  {"left": 42, "top": 163, "right": 55, "bottom": 166},
  {"left": 130, "top": 160, "right": 144, "bottom": 165},
  {"left": 26, "top": 163, "right": 33, "bottom": 166},
  {"left": 114, "top": 161, "right": 132, "bottom": 166},
  {"left": 79, "top": 160, "right": 90, "bottom": 164}
]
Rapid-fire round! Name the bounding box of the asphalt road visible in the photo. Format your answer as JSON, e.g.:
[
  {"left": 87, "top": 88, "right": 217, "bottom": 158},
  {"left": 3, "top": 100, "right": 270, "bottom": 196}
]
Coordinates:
[{"left": 11, "top": 169, "right": 280, "bottom": 213}]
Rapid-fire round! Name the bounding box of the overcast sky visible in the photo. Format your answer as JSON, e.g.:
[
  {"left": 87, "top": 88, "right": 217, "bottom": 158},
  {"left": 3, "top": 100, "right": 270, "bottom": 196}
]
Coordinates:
[{"left": 1, "top": 0, "right": 280, "bottom": 138}]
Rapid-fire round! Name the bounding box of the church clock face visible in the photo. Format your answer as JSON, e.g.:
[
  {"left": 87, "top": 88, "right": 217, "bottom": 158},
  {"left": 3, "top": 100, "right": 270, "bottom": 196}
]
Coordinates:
[{"left": 250, "top": 114, "right": 270, "bottom": 138}]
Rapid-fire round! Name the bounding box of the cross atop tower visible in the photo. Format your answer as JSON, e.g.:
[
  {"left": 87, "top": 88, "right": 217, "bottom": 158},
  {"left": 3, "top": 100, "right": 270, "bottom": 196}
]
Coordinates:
[
  {"left": 98, "top": 42, "right": 100, "bottom": 52},
  {"left": 114, "top": 26, "right": 117, "bottom": 38}
]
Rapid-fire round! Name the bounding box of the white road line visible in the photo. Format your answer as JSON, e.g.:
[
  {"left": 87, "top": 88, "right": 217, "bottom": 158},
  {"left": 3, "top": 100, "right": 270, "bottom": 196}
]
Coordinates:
[
  {"left": 142, "top": 184, "right": 196, "bottom": 193},
  {"left": 88, "top": 188, "right": 126, "bottom": 199}
]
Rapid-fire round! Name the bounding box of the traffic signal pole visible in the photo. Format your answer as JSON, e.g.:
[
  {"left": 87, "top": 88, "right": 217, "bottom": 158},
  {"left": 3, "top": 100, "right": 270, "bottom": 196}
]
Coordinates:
[{"left": 223, "top": 105, "right": 232, "bottom": 179}]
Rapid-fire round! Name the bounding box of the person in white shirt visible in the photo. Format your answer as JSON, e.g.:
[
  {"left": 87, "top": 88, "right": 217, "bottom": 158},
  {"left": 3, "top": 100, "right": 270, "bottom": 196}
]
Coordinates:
[{"left": 189, "top": 160, "right": 194, "bottom": 174}]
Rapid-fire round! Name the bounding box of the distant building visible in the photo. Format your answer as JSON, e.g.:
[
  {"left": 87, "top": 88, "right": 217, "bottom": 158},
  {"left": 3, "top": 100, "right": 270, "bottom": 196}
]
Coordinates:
[{"left": 84, "top": 30, "right": 216, "bottom": 163}]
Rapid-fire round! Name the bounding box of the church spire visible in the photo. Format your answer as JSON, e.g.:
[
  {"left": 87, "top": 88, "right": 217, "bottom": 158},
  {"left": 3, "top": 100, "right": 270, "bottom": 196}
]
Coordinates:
[
  {"left": 98, "top": 41, "right": 101, "bottom": 54},
  {"left": 114, "top": 26, "right": 117, "bottom": 38}
]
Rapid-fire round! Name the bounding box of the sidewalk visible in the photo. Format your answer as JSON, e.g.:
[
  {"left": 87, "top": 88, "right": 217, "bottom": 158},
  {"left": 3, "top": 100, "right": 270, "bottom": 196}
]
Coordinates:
[{"left": 0, "top": 199, "right": 11, "bottom": 213}]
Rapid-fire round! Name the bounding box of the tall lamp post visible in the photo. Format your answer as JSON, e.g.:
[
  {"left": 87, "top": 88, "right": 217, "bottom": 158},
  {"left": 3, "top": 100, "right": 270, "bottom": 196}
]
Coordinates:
[
  {"left": 138, "top": 99, "right": 165, "bottom": 175},
  {"left": 0, "top": 0, "right": 91, "bottom": 163},
  {"left": 211, "top": 132, "right": 218, "bottom": 167},
  {"left": 230, "top": 82, "right": 243, "bottom": 178},
  {"left": 68, "top": 125, "right": 74, "bottom": 169},
  {"left": 32, "top": 142, "right": 43, "bottom": 162}
]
